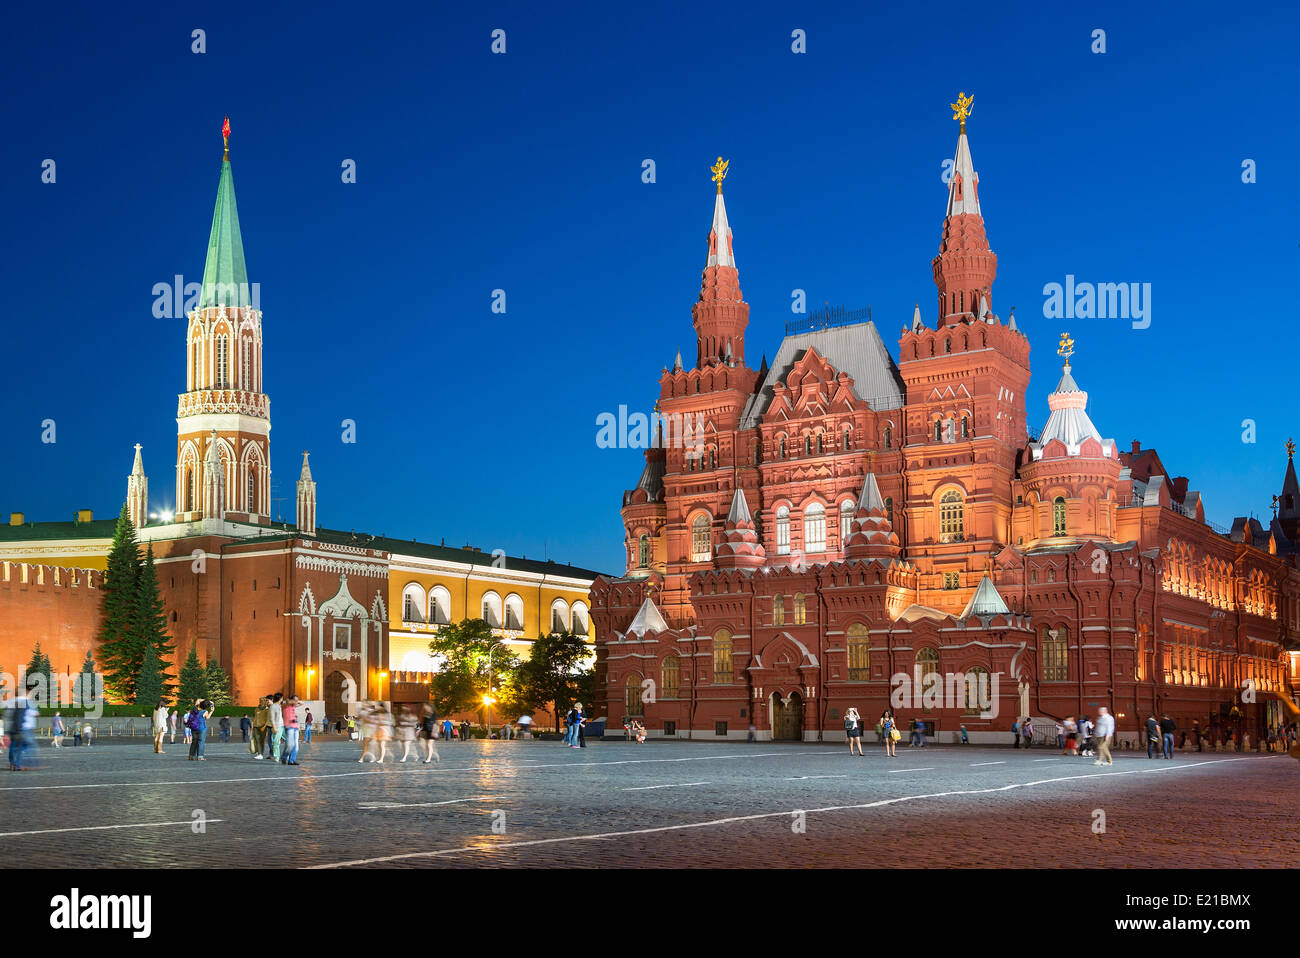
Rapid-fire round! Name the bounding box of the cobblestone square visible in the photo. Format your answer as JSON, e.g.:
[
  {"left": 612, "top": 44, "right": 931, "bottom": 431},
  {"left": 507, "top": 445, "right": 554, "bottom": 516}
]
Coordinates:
[{"left": 2, "top": 735, "right": 1294, "bottom": 868}]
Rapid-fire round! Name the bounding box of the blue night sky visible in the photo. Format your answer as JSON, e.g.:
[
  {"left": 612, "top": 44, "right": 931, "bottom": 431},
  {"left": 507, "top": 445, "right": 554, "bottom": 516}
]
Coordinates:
[{"left": 2, "top": 1, "right": 1297, "bottom": 574}]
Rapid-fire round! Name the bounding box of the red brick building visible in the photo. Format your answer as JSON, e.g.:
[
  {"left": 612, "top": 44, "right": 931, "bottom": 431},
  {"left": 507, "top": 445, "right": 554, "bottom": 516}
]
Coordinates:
[{"left": 591, "top": 110, "right": 1300, "bottom": 745}]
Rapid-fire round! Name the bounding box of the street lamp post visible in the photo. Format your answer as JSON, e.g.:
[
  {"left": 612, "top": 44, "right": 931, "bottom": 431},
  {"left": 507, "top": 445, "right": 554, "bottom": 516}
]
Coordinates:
[{"left": 485, "top": 641, "right": 497, "bottom": 735}]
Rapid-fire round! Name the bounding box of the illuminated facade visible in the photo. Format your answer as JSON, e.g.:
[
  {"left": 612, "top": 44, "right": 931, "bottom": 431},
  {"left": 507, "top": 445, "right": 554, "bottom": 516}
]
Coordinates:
[{"left": 591, "top": 102, "right": 1300, "bottom": 743}]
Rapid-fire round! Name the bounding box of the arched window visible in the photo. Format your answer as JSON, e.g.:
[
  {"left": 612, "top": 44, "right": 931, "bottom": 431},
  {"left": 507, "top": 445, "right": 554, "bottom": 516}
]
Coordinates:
[
  {"left": 1053, "top": 496, "right": 1067, "bottom": 536},
  {"left": 191, "top": 337, "right": 202, "bottom": 390},
  {"left": 637, "top": 534, "right": 650, "bottom": 568},
  {"left": 713, "top": 630, "right": 733, "bottom": 684},
  {"left": 241, "top": 338, "right": 252, "bottom": 389},
  {"left": 840, "top": 500, "right": 855, "bottom": 543},
  {"left": 246, "top": 465, "right": 256, "bottom": 514},
  {"left": 934, "top": 419, "right": 943, "bottom": 442},
  {"left": 504, "top": 593, "right": 524, "bottom": 631},
  {"left": 625, "top": 673, "right": 644, "bottom": 716},
  {"left": 963, "top": 666, "right": 990, "bottom": 713},
  {"left": 884, "top": 425, "right": 892, "bottom": 449},
  {"left": 773, "top": 595, "right": 785, "bottom": 627},
  {"left": 804, "top": 435, "right": 812, "bottom": 456},
  {"left": 428, "top": 586, "right": 451, "bottom": 625},
  {"left": 778, "top": 436, "right": 786, "bottom": 459},
  {"left": 793, "top": 593, "right": 806, "bottom": 626},
  {"left": 940, "top": 491, "right": 965, "bottom": 542},
  {"left": 961, "top": 416, "right": 969, "bottom": 439},
  {"left": 1042, "top": 625, "right": 1068, "bottom": 680},
  {"left": 401, "top": 583, "right": 426, "bottom": 624},
  {"left": 185, "top": 468, "right": 195, "bottom": 512},
  {"left": 804, "top": 502, "right": 826, "bottom": 553},
  {"left": 916, "top": 647, "right": 939, "bottom": 683},
  {"left": 776, "top": 506, "right": 790, "bottom": 555},
  {"left": 884, "top": 497, "right": 894, "bottom": 524},
  {"left": 944, "top": 337, "right": 952, "bottom": 354},
  {"left": 843, "top": 427, "right": 851, "bottom": 451},
  {"left": 661, "top": 655, "right": 679, "bottom": 697},
  {"left": 550, "top": 598, "right": 570, "bottom": 634},
  {"left": 215, "top": 333, "right": 229, "bottom": 388},
  {"left": 847, "top": 623, "right": 870, "bottom": 679},
  {"left": 571, "top": 601, "right": 589, "bottom": 635},
  {"left": 481, "top": 591, "right": 502, "bottom": 629},
  {"left": 816, "top": 433, "right": 823, "bottom": 455},
  {"left": 691, "top": 515, "right": 712, "bottom": 562},
  {"left": 708, "top": 447, "right": 715, "bottom": 470}
]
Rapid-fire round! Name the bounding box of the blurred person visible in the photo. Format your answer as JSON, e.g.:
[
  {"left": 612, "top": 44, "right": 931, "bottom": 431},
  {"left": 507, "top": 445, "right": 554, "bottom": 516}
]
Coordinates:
[
  {"left": 168, "top": 708, "right": 177, "bottom": 744},
  {"left": 1093, "top": 706, "right": 1115, "bottom": 767},
  {"left": 152, "top": 700, "right": 169, "bottom": 754},
  {"left": 395, "top": 704, "right": 418, "bottom": 762},
  {"left": 51, "top": 712, "right": 65, "bottom": 748},
  {"left": 6, "top": 689, "right": 37, "bottom": 770},
  {"left": 281, "top": 695, "right": 300, "bottom": 765},
  {"left": 419, "top": 704, "right": 440, "bottom": 764},
  {"left": 218, "top": 714, "right": 231, "bottom": 744}
]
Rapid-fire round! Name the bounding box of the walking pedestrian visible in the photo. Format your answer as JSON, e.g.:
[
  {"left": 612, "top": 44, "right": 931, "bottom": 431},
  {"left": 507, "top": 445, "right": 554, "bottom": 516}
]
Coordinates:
[
  {"left": 844, "top": 707, "right": 864, "bottom": 755},
  {"left": 1192, "top": 719, "right": 1202, "bottom": 752},
  {"left": 1159, "top": 714, "right": 1176, "bottom": 760},
  {"left": 460, "top": 720, "right": 470, "bottom": 742},
  {"left": 182, "top": 709, "right": 193, "bottom": 747},
  {"left": 1093, "top": 706, "right": 1115, "bottom": 766},
  {"left": 1079, "top": 716, "right": 1094, "bottom": 755},
  {"left": 960, "top": 724, "right": 969, "bottom": 745},
  {"left": 357, "top": 704, "right": 378, "bottom": 762},
  {"left": 1054, "top": 722, "right": 1064, "bottom": 751},
  {"left": 218, "top": 715, "right": 231, "bottom": 743},
  {"left": 51, "top": 712, "right": 65, "bottom": 748},
  {"left": 419, "top": 704, "right": 440, "bottom": 764},
  {"left": 168, "top": 709, "right": 177, "bottom": 744},
  {"left": 6, "top": 689, "right": 37, "bottom": 770},
  {"left": 916, "top": 718, "right": 927, "bottom": 748},
  {"left": 250, "top": 696, "right": 269, "bottom": 759},
  {"left": 1012, "top": 719, "right": 1021, "bottom": 749},
  {"left": 1022, "top": 717, "right": 1033, "bottom": 749},
  {"left": 442, "top": 718, "right": 453, "bottom": 743},
  {"left": 152, "top": 699, "right": 169, "bottom": 754},
  {"left": 880, "top": 709, "right": 899, "bottom": 757},
  {"left": 374, "top": 703, "right": 394, "bottom": 762},
  {"left": 1063, "top": 716, "right": 1078, "bottom": 755},
  {"left": 1145, "top": 715, "right": 1160, "bottom": 759},
  {"left": 268, "top": 692, "right": 285, "bottom": 762},
  {"left": 303, "top": 709, "right": 313, "bottom": 744},
  {"left": 395, "top": 704, "right": 418, "bottom": 762},
  {"left": 239, "top": 713, "right": 251, "bottom": 743},
  {"left": 81, "top": 722, "right": 94, "bottom": 747},
  {"left": 281, "top": 695, "right": 300, "bottom": 765}
]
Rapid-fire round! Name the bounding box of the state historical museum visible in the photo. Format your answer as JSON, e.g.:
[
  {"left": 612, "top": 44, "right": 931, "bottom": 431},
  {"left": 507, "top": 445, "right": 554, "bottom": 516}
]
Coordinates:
[{"left": 590, "top": 101, "right": 1300, "bottom": 744}]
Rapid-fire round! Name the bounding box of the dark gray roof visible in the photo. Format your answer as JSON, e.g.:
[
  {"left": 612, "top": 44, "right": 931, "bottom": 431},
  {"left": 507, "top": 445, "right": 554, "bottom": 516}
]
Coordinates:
[
  {"left": 315, "top": 528, "right": 608, "bottom": 580},
  {"left": 739, "top": 320, "right": 905, "bottom": 429}
]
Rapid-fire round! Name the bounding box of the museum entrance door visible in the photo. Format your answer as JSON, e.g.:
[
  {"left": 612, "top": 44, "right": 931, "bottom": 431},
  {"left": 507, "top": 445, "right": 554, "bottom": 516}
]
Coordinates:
[{"left": 772, "top": 691, "right": 804, "bottom": 741}]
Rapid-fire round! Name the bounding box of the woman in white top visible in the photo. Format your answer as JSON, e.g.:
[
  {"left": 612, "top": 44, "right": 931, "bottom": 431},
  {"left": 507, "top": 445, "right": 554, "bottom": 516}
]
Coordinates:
[
  {"left": 152, "top": 701, "right": 169, "bottom": 754},
  {"left": 844, "top": 707, "right": 864, "bottom": 755}
]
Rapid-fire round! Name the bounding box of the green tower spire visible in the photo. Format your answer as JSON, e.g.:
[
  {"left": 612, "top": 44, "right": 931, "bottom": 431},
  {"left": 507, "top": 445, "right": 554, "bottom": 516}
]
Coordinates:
[{"left": 199, "top": 116, "right": 251, "bottom": 309}]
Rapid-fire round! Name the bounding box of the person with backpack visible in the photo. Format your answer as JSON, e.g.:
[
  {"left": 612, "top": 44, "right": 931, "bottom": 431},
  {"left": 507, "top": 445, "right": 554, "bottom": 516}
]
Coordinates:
[
  {"left": 182, "top": 708, "right": 193, "bottom": 746},
  {"left": 565, "top": 704, "right": 584, "bottom": 748},
  {"left": 187, "top": 699, "right": 214, "bottom": 761},
  {"left": 844, "top": 707, "right": 864, "bottom": 755}
]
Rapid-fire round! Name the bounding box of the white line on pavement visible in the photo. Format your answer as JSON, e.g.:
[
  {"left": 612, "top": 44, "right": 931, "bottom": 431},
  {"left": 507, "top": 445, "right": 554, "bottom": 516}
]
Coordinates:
[
  {"left": 0, "top": 819, "right": 223, "bottom": 839},
  {"left": 359, "top": 798, "right": 489, "bottom": 809},
  {"left": 621, "top": 782, "right": 711, "bottom": 791},
  {"left": 785, "top": 775, "right": 848, "bottom": 780},
  {"left": 1032, "top": 758, "right": 1062, "bottom": 762},
  {"left": 888, "top": 767, "right": 935, "bottom": 773},
  {"left": 0, "top": 751, "right": 791, "bottom": 792},
  {"left": 969, "top": 762, "right": 1006, "bottom": 766},
  {"left": 311, "top": 759, "right": 1249, "bottom": 868}
]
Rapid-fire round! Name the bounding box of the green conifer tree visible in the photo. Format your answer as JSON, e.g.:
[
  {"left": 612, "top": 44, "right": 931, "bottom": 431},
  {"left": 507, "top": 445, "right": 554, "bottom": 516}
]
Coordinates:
[
  {"left": 96, "top": 504, "right": 142, "bottom": 702},
  {"left": 78, "top": 650, "right": 97, "bottom": 710},
  {"left": 133, "top": 544, "right": 176, "bottom": 700},
  {"left": 177, "top": 645, "right": 207, "bottom": 706},
  {"left": 24, "top": 642, "right": 52, "bottom": 703},
  {"left": 135, "top": 643, "right": 164, "bottom": 711},
  {"left": 203, "top": 659, "right": 231, "bottom": 706}
]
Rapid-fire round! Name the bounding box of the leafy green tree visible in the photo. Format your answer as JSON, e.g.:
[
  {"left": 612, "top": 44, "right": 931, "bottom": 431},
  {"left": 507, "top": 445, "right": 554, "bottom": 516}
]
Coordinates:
[
  {"left": 134, "top": 643, "right": 164, "bottom": 711},
  {"left": 516, "top": 630, "right": 595, "bottom": 731},
  {"left": 96, "top": 505, "right": 141, "bottom": 702},
  {"left": 427, "top": 619, "right": 520, "bottom": 723},
  {"left": 133, "top": 545, "right": 176, "bottom": 701},
  {"left": 204, "top": 660, "right": 232, "bottom": 706},
  {"left": 177, "top": 645, "right": 207, "bottom": 705}
]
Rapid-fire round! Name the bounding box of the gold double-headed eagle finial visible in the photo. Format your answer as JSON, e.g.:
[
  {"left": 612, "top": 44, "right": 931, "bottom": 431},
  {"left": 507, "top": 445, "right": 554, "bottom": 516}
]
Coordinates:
[
  {"left": 1057, "top": 332, "right": 1075, "bottom": 365},
  {"left": 1287, "top": 438, "right": 1296, "bottom": 460},
  {"left": 950, "top": 92, "right": 974, "bottom": 131},
  {"left": 710, "top": 156, "right": 729, "bottom": 193}
]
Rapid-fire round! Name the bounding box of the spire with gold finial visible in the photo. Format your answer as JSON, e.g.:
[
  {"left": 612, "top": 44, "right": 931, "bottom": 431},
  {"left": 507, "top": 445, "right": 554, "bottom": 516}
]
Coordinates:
[
  {"left": 705, "top": 156, "right": 735, "bottom": 270},
  {"left": 710, "top": 156, "right": 729, "bottom": 195},
  {"left": 222, "top": 115, "right": 231, "bottom": 161},
  {"left": 1287, "top": 438, "right": 1295, "bottom": 461},
  {"left": 1057, "top": 331, "right": 1075, "bottom": 370},
  {"left": 950, "top": 91, "right": 974, "bottom": 133}
]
